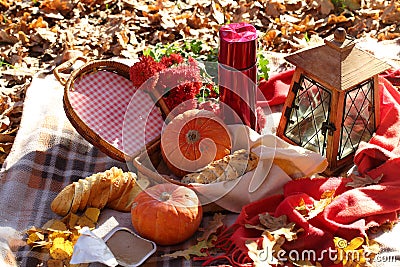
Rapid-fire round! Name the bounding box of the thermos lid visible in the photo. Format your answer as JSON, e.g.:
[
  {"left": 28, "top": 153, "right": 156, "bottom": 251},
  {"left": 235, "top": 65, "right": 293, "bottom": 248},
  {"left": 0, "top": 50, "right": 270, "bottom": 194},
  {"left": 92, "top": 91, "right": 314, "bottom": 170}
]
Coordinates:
[{"left": 218, "top": 22, "right": 257, "bottom": 70}]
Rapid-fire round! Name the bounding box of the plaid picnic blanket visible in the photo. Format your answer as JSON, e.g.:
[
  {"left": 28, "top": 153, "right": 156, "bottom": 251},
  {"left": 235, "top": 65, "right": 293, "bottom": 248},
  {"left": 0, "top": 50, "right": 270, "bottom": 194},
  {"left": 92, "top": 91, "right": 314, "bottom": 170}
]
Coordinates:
[{"left": 0, "top": 74, "right": 120, "bottom": 265}]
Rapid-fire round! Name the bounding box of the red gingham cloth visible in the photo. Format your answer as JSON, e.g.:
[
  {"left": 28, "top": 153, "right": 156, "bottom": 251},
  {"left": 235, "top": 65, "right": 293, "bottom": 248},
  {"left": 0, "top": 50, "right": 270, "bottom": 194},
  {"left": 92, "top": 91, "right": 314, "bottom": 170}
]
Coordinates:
[{"left": 69, "top": 70, "right": 164, "bottom": 156}]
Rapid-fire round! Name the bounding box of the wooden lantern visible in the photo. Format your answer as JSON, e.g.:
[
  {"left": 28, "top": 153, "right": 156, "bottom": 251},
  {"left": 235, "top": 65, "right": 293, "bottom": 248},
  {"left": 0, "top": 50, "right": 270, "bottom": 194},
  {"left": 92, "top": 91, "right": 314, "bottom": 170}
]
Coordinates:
[{"left": 277, "top": 28, "right": 391, "bottom": 175}]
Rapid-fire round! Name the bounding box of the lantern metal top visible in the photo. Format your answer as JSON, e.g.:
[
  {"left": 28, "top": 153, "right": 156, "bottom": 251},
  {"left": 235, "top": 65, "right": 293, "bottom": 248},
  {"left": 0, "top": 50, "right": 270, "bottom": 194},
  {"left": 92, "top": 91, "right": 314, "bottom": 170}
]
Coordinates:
[{"left": 285, "top": 28, "right": 391, "bottom": 91}]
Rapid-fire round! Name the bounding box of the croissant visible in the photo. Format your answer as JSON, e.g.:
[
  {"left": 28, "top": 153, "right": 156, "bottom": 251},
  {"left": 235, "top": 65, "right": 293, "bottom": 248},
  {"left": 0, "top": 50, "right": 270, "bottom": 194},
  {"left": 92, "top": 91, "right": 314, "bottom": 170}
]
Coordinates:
[
  {"left": 51, "top": 167, "right": 149, "bottom": 216},
  {"left": 181, "top": 149, "right": 259, "bottom": 184}
]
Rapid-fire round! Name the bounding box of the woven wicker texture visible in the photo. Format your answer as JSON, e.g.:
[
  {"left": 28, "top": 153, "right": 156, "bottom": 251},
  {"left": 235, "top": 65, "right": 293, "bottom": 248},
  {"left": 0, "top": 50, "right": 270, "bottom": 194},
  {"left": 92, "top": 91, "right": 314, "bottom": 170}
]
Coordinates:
[{"left": 56, "top": 59, "right": 165, "bottom": 161}]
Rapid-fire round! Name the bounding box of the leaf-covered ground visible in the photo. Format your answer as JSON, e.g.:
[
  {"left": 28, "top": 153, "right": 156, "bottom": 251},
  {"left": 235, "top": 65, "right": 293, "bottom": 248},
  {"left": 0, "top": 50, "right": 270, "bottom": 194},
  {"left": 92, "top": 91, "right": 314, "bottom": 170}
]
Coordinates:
[{"left": 0, "top": 0, "right": 399, "bottom": 165}]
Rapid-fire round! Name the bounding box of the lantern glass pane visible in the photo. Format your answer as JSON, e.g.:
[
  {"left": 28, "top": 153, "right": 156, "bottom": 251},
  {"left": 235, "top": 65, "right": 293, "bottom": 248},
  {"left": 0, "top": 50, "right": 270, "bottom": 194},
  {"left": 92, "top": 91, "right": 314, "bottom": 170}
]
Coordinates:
[
  {"left": 338, "top": 79, "right": 375, "bottom": 159},
  {"left": 284, "top": 75, "right": 331, "bottom": 156}
]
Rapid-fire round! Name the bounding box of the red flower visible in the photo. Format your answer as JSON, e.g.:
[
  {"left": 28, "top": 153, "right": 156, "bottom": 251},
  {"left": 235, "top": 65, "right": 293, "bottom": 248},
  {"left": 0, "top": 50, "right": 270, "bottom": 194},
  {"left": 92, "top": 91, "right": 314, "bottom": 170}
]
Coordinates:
[
  {"left": 130, "top": 53, "right": 204, "bottom": 115},
  {"left": 162, "top": 81, "right": 202, "bottom": 111},
  {"left": 129, "top": 56, "right": 164, "bottom": 88},
  {"left": 205, "top": 83, "right": 219, "bottom": 99},
  {"left": 160, "top": 53, "right": 184, "bottom": 68},
  {"left": 156, "top": 63, "right": 202, "bottom": 111}
]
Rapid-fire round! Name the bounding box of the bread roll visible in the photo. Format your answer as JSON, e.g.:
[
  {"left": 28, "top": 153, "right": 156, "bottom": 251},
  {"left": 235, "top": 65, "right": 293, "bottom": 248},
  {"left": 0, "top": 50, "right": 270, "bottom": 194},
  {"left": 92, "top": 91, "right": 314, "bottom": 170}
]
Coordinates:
[
  {"left": 181, "top": 149, "right": 259, "bottom": 184},
  {"left": 51, "top": 167, "right": 149, "bottom": 216}
]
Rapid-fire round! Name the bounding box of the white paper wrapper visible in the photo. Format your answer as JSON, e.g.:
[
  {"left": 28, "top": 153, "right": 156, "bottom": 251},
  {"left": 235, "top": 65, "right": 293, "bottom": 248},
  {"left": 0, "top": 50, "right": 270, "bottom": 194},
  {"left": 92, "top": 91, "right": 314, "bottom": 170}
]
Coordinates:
[
  {"left": 189, "top": 124, "right": 328, "bottom": 213},
  {"left": 70, "top": 227, "right": 118, "bottom": 266}
]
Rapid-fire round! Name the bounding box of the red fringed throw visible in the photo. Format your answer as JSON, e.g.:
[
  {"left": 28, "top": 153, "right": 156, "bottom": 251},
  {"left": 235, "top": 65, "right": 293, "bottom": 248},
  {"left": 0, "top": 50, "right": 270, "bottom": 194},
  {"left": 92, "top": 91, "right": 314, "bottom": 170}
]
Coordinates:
[{"left": 203, "top": 70, "right": 400, "bottom": 267}]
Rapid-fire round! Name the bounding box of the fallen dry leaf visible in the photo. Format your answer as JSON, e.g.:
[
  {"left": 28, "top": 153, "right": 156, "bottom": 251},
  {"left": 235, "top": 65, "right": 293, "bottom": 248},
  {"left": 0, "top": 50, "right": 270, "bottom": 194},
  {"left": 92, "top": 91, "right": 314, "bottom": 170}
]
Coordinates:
[
  {"left": 246, "top": 234, "right": 280, "bottom": 266},
  {"left": 303, "top": 190, "right": 336, "bottom": 220},
  {"left": 162, "top": 235, "right": 217, "bottom": 260},
  {"left": 25, "top": 207, "right": 101, "bottom": 265},
  {"left": 346, "top": 174, "right": 383, "bottom": 188},
  {"left": 245, "top": 213, "right": 303, "bottom": 242},
  {"left": 197, "top": 212, "right": 225, "bottom": 242}
]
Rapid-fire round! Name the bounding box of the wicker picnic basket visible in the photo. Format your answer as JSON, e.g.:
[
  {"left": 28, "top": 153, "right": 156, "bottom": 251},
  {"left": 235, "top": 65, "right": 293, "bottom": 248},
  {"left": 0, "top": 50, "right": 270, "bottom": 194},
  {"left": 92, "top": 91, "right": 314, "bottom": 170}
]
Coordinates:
[
  {"left": 53, "top": 57, "right": 224, "bottom": 211},
  {"left": 53, "top": 57, "right": 168, "bottom": 162},
  {"left": 132, "top": 136, "right": 190, "bottom": 186},
  {"left": 54, "top": 57, "right": 186, "bottom": 183}
]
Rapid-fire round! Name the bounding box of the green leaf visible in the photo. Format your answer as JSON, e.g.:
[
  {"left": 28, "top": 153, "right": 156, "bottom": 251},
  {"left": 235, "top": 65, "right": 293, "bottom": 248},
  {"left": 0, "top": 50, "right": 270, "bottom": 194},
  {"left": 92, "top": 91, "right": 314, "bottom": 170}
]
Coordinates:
[
  {"left": 142, "top": 39, "right": 218, "bottom": 63},
  {"left": 257, "top": 52, "right": 270, "bottom": 81},
  {"left": 304, "top": 32, "right": 310, "bottom": 42},
  {"left": 142, "top": 48, "right": 154, "bottom": 58},
  {"left": 186, "top": 40, "right": 203, "bottom": 55}
]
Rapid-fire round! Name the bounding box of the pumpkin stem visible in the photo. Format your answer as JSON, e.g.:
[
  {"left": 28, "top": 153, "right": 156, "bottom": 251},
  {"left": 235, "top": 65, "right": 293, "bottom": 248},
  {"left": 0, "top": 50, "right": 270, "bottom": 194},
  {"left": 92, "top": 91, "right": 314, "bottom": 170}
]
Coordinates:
[
  {"left": 160, "top": 192, "right": 171, "bottom": 202},
  {"left": 186, "top": 130, "right": 200, "bottom": 143}
]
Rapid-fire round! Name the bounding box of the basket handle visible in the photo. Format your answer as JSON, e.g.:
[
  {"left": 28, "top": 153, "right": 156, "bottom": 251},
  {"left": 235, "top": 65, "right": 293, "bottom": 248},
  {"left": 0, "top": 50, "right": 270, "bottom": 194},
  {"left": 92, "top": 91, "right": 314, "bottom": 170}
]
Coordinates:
[
  {"left": 53, "top": 56, "right": 88, "bottom": 85},
  {"left": 150, "top": 89, "right": 171, "bottom": 119}
]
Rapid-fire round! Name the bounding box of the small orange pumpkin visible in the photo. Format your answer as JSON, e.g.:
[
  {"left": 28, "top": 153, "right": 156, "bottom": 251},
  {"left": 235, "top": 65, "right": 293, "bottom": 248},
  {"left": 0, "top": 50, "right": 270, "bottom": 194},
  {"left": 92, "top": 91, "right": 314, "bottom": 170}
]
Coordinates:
[
  {"left": 161, "top": 109, "right": 231, "bottom": 177},
  {"left": 131, "top": 183, "right": 202, "bottom": 245}
]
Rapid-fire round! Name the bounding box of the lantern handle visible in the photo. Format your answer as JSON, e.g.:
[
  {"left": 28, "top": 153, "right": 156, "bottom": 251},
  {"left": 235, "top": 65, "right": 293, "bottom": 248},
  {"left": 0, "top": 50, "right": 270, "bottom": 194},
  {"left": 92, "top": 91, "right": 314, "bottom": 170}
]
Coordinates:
[{"left": 334, "top": 28, "right": 347, "bottom": 43}]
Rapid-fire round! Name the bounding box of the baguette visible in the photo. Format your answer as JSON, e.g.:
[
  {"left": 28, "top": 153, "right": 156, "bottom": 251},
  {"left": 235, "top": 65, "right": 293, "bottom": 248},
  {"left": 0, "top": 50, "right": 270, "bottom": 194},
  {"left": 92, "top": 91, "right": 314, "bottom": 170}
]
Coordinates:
[
  {"left": 51, "top": 167, "right": 149, "bottom": 216},
  {"left": 181, "top": 149, "right": 258, "bottom": 184}
]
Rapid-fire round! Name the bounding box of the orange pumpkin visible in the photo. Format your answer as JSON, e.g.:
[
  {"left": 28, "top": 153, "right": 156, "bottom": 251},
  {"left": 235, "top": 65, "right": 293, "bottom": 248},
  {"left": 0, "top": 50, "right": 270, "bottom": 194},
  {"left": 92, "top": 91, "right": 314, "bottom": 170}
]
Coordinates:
[
  {"left": 131, "top": 183, "right": 202, "bottom": 245},
  {"left": 161, "top": 109, "right": 231, "bottom": 177}
]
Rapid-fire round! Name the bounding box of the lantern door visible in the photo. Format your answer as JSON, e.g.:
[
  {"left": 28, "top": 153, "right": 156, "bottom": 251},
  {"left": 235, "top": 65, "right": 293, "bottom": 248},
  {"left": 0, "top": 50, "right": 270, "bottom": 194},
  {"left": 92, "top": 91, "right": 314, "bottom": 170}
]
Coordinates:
[
  {"left": 278, "top": 72, "right": 333, "bottom": 157},
  {"left": 336, "top": 77, "right": 378, "bottom": 162}
]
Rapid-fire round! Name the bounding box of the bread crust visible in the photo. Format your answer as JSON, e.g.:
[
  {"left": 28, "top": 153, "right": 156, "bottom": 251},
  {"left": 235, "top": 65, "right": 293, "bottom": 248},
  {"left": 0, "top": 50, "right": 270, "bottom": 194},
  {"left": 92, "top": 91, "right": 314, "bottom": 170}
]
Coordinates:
[
  {"left": 181, "top": 149, "right": 259, "bottom": 184},
  {"left": 51, "top": 167, "right": 149, "bottom": 216}
]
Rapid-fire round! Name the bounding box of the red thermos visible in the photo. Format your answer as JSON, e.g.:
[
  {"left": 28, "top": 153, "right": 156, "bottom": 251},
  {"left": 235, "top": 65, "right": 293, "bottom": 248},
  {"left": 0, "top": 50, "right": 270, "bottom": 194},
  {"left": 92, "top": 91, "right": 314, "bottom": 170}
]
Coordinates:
[{"left": 218, "top": 22, "right": 258, "bottom": 131}]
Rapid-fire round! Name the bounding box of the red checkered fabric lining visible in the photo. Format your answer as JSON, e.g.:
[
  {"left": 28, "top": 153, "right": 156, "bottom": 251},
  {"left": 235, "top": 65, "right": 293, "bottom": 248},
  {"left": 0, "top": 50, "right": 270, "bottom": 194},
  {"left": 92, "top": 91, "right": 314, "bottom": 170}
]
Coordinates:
[{"left": 69, "top": 71, "right": 164, "bottom": 156}]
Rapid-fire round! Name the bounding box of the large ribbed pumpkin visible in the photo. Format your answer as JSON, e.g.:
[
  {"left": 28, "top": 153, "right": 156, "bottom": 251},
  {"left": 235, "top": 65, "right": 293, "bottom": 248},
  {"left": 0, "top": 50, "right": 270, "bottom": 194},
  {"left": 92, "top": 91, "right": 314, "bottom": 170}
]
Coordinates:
[
  {"left": 161, "top": 109, "right": 231, "bottom": 177},
  {"left": 131, "top": 183, "right": 202, "bottom": 245}
]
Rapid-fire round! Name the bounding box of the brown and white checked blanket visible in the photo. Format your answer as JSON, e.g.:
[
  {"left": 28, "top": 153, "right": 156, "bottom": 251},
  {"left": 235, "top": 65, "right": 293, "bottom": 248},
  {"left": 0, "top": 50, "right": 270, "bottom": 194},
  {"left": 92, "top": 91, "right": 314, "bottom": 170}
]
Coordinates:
[{"left": 0, "top": 74, "right": 219, "bottom": 267}]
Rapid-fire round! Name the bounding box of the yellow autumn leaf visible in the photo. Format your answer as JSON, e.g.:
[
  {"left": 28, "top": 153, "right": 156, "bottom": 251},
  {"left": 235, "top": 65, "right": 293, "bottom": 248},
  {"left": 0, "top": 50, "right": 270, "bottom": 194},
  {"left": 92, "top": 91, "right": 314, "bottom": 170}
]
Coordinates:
[
  {"left": 295, "top": 198, "right": 308, "bottom": 216},
  {"left": 306, "top": 190, "right": 336, "bottom": 220},
  {"left": 246, "top": 234, "right": 280, "bottom": 266},
  {"left": 48, "top": 231, "right": 70, "bottom": 241},
  {"left": 49, "top": 237, "right": 73, "bottom": 260},
  {"left": 363, "top": 239, "right": 380, "bottom": 255},
  {"left": 26, "top": 232, "right": 45, "bottom": 246},
  {"left": 83, "top": 207, "right": 100, "bottom": 223},
  {"left": 346, "top": 237, "right": 364, "bottom": 251}
]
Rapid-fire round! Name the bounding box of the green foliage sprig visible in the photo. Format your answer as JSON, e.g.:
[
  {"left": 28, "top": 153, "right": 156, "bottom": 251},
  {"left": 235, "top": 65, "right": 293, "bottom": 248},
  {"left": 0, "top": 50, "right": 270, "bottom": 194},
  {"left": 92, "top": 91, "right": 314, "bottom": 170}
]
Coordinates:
[{"left": 143, "top": 39, "right": 217, "bottom": 62}]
